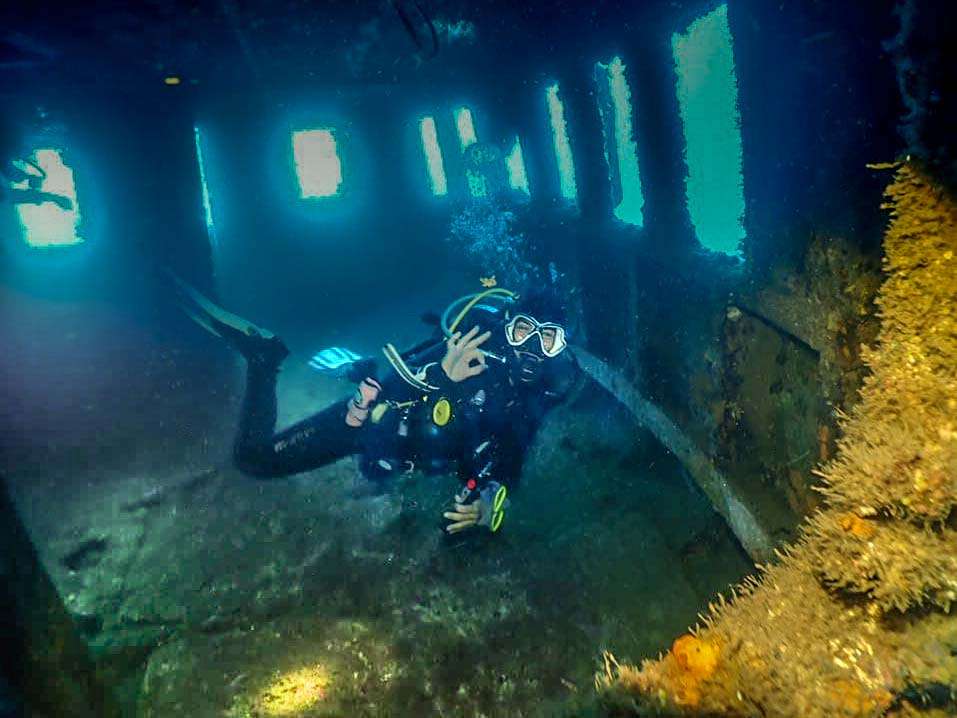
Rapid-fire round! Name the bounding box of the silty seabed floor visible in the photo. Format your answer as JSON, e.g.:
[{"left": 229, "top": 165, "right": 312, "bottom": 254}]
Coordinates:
[{"left": 10, "top": 339, "right": 752, "bottom": 718}]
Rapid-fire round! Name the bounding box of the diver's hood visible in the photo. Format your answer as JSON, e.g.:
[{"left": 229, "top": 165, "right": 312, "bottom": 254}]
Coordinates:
[{"left": 507, "top": 287, "right": 569, "bottom": 329}]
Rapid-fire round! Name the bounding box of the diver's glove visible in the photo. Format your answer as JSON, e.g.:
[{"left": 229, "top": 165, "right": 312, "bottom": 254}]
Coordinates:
[
  {"left": 345, "top": 377, "right": 382, "bottom": 427},
  {"left": 443, "top": 480, "right": 508, "bottom": 534}
]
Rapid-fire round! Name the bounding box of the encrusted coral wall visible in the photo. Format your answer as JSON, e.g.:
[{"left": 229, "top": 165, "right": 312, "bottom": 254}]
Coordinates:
[
  {"left": 597, "top": 163, "right": 957, "bottom": 717},
  {"left": 712, "top": 234, "right": 882, "bottom": 522}
]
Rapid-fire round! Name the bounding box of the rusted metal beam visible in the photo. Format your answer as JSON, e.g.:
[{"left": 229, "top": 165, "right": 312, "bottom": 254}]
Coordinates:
[{"left": 572, "top": 346, "right": 774, "bottom": 563}]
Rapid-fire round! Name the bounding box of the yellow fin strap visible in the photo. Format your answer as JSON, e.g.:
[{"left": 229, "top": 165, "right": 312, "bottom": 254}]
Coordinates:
[
  {"left": 490, "top": 485, "right": 508, "bottom": 532},
  {"left": 493, "top": 484, "right": 507, "bottom": 512}
]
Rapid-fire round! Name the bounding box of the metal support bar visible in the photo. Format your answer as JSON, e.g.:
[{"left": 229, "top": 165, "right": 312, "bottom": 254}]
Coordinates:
[{"left": 572, "top": 346, "right": 774, "bottom": 563}]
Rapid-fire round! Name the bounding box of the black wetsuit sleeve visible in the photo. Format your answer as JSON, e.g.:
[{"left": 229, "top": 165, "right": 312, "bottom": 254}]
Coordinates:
[
  {"left": 420, "top": 362, "right": 455, "bottom": 394},
  {"left": 479, "top": 429, "right": 530, "bottom": 491},
  {"left": 458, "top": 401, "right": 541, "bottom": 493}
]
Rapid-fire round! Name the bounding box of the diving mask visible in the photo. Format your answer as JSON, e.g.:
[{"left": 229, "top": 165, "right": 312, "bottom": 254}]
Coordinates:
[{"left": 504, "top": 314, "right": 567, "bottom": 358}]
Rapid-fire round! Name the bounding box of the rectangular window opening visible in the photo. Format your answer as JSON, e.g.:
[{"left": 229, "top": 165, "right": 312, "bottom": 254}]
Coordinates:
[
  {"left": 292, "top": 128, "right": 343, "bottom": 198},
  {"left": 453, "top": 107, "right": 478, "bottom": 151},
  {"left": 505, "top": 136, "right": 530, "bottom": 197},
  {"left": 419, "top": 116, "right": 448, "bottom": 196},
  {"left": 595, "top": 56, "right": 644, "bottom": 227},
  {"left": 15, "top": 148, "right": 83, "bottom": 247},
  {"left": 545, "top": 83, "right": 578, "bottom": 204},
  {"left": 672, "top": 3, "right": 746, "bottom": 256},
  {"left": 453, "top": 106, "right": 486, "bottom": 197}
]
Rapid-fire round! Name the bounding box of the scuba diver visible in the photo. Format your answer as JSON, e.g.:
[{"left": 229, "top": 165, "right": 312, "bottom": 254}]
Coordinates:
[
  {"left": 0, "top": 115, "right": 73, "bottom": 210},
  {"left": 0, "top": 155, "right": 73, "bottom": 210},
  {"left": 173, "top": 279, "right": 577, "bottom": 536}
]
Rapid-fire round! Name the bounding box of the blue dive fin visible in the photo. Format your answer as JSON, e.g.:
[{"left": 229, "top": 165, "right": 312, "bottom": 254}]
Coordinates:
[{"left": 308, "top": 346, "right": 364, "bottom": 374}]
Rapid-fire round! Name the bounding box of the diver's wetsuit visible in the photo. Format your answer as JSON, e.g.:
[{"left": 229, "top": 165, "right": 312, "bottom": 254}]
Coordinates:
[{"left": 233, "top": 313, "right": 575, "bottom": 496}]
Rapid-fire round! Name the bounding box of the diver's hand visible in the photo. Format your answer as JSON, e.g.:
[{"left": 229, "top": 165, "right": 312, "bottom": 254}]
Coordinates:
[
  {"left": 443, "top": 499, "right": 482, "bottom": 534},
  {"left": 441, "top": 325, "right": 492, "bottom": 383},
  {"left": 443, "top": 481, "right": 506, "bottom": 534}
]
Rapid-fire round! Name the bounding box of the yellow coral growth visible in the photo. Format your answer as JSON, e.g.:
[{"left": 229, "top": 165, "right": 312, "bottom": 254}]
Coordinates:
[
  {"left": 672, "top": 635, "right": 720, "bottom": 680},
  {"left": 819, "top": 164, "right": 957, "bottom": 525},
  {"left": 809, "top": 510, "right": 957, "bottom": 611},
  {"left": 668, "top": 636, "right": 721, "bottom": 707},
  {"left": 598, "top": 163, "right": 957, "bottom": 716},
  {"left": 837, "top": 512, "right": 877, "bottom": 540}
]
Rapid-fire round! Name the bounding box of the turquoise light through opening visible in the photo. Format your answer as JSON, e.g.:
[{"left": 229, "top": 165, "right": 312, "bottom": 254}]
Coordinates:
[
  {"left": 15, "top": 149, "right": 83, "bottom": 247},
  {"left": 193, "top": 126, "right": 216, "bottom": 246},
  {"left": 453, "top": 107, "right": 477, "bottom": 150},
  {"left": 672, "top": 3, "right": 746, "bottom": 256},
  {"left": 545, "top": 83, "right": 578, "bottom": 203},
  {"left": 291, "top": 129, "right": 343, "bottom": 198},
  {"left": 465, "top": 170, "right": 488, "bottom": 198},
  {"left": 505, "top": 137, "right": 530, "bottom": 196},
  {"left": 596, "top": 56, "right": 644, "bottom": 226},
  {"left": 453, "top": 107, "right": 486, "bottom": 197},
  {"left": 419, "top": 116, "right": 448, "bottom": 196}
]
